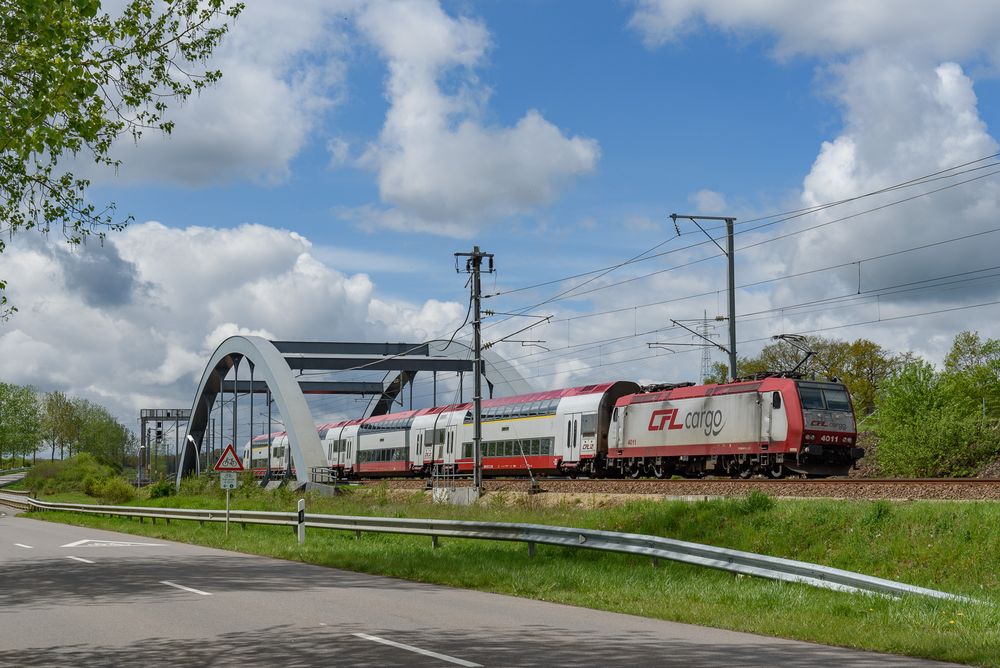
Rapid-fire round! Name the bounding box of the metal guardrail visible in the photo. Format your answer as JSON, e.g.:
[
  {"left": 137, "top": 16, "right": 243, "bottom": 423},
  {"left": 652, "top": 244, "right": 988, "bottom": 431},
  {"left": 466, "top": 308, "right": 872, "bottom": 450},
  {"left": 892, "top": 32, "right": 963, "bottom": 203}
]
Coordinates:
[
  {"left": 0, "top": 492, "right": 972, "bottom": 603},
  {"left": 0, "top": 490, "right": 31, "bottom": 510}
]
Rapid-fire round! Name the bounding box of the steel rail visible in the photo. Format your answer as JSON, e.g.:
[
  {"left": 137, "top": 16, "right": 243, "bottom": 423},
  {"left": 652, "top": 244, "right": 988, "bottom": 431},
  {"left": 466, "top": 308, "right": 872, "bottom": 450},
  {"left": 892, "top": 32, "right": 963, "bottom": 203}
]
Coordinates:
[{"left": 0, "top": 492, "right": 972, "bottom": 603}]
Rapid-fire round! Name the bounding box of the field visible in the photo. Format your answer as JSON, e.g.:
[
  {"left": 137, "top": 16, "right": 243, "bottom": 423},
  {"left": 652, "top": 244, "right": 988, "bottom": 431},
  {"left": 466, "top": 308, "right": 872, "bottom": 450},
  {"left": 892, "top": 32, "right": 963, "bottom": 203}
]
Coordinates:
[{"left": 20, "top": 480, "right": 1000, "bottom": 666}]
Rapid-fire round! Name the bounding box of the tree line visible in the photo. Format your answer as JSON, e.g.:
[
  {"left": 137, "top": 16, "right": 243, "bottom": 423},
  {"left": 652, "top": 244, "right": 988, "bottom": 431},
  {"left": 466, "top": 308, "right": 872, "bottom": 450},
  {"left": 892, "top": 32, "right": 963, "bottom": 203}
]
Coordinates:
[
  {"left": 706, "top": 330, "right": 1000, "bottom": 477},
  {"left": 0, "top": 386, "right": 135, "bottom": 469}
]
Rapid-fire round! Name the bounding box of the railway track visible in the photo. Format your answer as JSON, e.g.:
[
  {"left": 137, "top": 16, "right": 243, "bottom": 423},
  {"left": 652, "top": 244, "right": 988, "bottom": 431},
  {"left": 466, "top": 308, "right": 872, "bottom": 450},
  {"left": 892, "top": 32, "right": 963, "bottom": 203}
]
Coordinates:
[{"left": 375, "top": 477, "right": 1000, "bottom": 501}]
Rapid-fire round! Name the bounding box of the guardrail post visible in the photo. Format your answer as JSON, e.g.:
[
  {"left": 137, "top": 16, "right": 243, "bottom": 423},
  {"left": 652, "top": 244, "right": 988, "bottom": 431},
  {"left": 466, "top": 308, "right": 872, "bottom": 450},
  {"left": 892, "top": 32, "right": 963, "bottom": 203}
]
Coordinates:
[
  {"left": 651, "top": 557, "right": 659, "bottom": 568},
  {"left": 528, "top": 542, "right": 536, "bottom": 558},
  {"left": 297, "top": 499, "right": 305, "bottom": 545},
  {"left": 431, "top": 535, "right": 439, "bottom": 549}
]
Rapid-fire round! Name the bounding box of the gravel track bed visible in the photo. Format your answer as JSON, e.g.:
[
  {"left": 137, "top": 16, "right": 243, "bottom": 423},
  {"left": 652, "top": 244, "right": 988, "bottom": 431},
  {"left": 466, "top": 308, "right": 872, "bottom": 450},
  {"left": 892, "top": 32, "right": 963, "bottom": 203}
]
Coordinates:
[{"left": 375, "top": 478, "right": 1000, "bottom": 500}]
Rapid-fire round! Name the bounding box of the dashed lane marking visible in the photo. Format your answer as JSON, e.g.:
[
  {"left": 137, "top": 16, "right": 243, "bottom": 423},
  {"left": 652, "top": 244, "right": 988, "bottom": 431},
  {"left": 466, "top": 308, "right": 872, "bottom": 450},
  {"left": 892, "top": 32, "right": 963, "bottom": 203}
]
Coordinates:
[
  {"left": 352, "top": 633, "right": 482, "bottom": 667},
  {"left": 66, "top": 556, "right": 95, "bottom": 564},
  {"left": 14, "top": 543, "right": 32, "bottom": 549},
  {"left": 160, "top": 581, "right": 211, "bottom": 596}
]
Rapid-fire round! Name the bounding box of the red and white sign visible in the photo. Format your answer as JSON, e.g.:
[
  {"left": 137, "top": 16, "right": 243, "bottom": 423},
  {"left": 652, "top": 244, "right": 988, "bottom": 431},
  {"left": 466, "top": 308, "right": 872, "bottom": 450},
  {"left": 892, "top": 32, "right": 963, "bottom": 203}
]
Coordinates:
[{"left": 213, "top": 444, "right": 244, "bottom": 472}]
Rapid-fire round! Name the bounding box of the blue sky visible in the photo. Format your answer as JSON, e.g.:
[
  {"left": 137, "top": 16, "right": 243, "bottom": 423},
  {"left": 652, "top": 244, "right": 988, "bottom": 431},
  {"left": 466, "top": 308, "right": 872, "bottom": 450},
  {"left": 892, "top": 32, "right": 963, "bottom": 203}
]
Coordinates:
[{"left": 4, "top": 0, "right": 1000, "bottom": 427}]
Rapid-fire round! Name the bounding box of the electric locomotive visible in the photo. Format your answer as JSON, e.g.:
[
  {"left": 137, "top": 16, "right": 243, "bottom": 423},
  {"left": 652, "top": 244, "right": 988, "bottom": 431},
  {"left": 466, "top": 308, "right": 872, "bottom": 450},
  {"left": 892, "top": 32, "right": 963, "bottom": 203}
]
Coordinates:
[{"left": 608, "top": 376, "right": 862, "bottom": 478}]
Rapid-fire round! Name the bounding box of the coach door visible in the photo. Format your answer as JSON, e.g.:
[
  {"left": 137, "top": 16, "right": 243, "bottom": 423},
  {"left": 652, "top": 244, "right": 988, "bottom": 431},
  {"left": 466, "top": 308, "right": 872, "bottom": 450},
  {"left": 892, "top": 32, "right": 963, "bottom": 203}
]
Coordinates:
[
  {"left": 564, "top": 413, "right": 581, "bottom": 463},
  {"left": 445, "top": 425, "right": 459, "bottom": 466}
]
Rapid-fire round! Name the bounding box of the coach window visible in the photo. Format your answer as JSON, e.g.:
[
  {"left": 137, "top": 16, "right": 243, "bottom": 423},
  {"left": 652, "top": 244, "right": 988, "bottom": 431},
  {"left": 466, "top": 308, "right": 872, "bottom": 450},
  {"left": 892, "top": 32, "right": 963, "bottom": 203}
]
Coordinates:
[{"left": 581, "top": 413, "right": 597, "bottom": 436}]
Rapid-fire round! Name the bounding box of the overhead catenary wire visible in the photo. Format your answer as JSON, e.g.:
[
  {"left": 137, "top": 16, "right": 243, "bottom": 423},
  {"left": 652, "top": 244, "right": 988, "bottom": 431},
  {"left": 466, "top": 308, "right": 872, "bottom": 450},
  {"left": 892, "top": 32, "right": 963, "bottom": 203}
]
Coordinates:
[
  {"left": 487, "top": 153, "right": 1000, "bottom": 303},
  {"left": 488, "top": 166, "right": 1000, "bottom": 317}
]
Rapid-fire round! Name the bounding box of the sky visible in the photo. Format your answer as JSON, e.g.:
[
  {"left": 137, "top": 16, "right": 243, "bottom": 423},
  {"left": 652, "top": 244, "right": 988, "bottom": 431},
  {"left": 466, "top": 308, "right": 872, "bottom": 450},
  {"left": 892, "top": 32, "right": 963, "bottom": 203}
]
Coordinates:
[{"left": 3, "top": 0, "right": 1000, "bottom": 439}]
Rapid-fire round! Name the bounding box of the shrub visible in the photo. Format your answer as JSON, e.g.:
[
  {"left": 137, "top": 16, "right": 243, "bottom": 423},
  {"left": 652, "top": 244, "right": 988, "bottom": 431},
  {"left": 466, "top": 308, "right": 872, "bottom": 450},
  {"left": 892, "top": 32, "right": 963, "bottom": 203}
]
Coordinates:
[
  {"left": 27, "top": 454, "right": 115, "bottom": 495},
  {"left": 82, "top": 475, "right": 104, "bottom": 497},
  {"left": 147, "top": 479, "right": 175, "bottom": 499},
  {"left": 96, "top": 477, "right": 136, "bottom": 504},
  {"left": 876, "top": 361, "right": 1000, "bottom": 477}
]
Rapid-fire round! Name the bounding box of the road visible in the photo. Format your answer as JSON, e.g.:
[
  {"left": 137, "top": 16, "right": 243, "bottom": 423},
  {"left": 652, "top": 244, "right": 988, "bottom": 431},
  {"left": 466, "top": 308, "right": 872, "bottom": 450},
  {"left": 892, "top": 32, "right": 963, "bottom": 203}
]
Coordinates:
[{"left": 0, "top": 509, "right": 958, "bottom": 667}]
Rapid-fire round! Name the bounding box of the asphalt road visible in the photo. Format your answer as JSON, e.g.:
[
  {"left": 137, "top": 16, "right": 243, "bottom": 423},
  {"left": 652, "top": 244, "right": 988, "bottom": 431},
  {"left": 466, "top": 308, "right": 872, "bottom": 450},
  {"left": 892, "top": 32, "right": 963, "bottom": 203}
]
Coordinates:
[{"left": 0, "top": 509, "right": 959, "bottom": 667}]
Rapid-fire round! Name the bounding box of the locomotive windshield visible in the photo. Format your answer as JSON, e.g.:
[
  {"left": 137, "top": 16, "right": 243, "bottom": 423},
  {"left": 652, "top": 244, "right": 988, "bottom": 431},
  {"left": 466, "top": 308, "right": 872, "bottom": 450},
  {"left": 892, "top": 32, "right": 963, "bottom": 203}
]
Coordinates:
[{"left": 797, "top": 382, "right": 852, "bottom": 411}]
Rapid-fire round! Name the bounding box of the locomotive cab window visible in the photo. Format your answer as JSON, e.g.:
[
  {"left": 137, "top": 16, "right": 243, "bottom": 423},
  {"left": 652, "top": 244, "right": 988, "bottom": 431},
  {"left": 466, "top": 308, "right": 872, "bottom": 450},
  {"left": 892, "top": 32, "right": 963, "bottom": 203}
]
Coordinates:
[
  {"left": 798, "top": 387, "right": 826, "bottom": 410},
  {"left": 772, "top": 392, "right": 781, "bottom": 409},
  {"left": 825, "top": 389, "right": 851, "bottom": 411},
  {"left": 798, "top": 383, "right": 853, "bottom": 411}
]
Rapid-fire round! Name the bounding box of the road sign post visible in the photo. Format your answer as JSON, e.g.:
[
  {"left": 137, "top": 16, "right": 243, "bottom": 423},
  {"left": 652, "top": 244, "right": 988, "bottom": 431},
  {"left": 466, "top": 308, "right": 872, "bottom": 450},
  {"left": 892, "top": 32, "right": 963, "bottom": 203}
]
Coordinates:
[{"left": 213, "top": 444, "right": 244, "bottom": 536}]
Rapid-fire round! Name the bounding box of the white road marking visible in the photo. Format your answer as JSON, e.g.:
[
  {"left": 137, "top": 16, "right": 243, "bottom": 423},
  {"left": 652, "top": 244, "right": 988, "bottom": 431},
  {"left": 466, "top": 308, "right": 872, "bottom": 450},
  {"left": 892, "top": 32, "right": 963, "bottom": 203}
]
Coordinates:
[
  {"left": 160, "top": 580, "right": 211, "bottom": 596},
  {"left": 14, "top": 543, "right": 32, "bottom": 549},
  {"left": 352, "top": 633, "right": 482, "bottom": 667},
  {"left": 61, "top": 539, "right": 162, "bottom": 548},
  {"left": 66, "top": 556, "right": 95, "bottom": 564}
]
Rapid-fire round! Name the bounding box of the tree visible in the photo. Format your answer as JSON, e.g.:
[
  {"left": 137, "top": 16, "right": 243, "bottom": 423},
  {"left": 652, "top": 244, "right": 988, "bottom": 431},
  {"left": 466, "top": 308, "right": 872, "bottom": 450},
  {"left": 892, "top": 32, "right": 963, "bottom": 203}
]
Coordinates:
[
  {"left": 0, "top": 0, "right": 243, "bottom": 318},
  {"left": 41, "top": 391, "right": 75, "bottom": 460},
  {"left": 734, "top": 335, "right": 902, "bottom": 415},
  {"left": 702, "top": 361, "right": 730, "bottom": 385},
  {"left": 875, "top": 332, "right": 1000, "bottom": 477},
  {"left": 75, "top": 398, "right": 131, "bottom": 468},
  {"left": 0, "top": 383, "right": 41, "bottom": 464},
  {"left": 944, "top": 331, "right": 1000, "bottom": 375}
]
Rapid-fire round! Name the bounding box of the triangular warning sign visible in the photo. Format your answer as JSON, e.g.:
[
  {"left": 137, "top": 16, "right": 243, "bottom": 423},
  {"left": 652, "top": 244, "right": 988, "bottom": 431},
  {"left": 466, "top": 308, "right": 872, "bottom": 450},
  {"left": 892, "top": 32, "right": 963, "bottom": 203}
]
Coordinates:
[{"left": 214, "top": 443, "right": 244, "bottom": 471}]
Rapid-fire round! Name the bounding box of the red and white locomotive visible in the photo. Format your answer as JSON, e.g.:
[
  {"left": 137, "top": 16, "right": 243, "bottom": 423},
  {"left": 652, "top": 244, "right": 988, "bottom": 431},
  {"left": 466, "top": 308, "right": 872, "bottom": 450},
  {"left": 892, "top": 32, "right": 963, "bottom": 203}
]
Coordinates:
[{"left": 246, "top": 375, "right": 862, "bottom": 479}]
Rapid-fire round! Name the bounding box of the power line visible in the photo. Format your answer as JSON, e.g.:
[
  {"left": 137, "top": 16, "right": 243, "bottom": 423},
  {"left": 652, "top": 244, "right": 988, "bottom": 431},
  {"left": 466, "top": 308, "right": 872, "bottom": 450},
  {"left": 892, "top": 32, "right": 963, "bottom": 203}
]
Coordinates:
[
  {"left": 486, "top": 153, "right": 1000, "bottom": 303},
  {"left": 488, "top": 166, "right": 1000, "bottom": 315},
  {"left": 544, "top": 226, "right": 1000, "bottom": 325}
]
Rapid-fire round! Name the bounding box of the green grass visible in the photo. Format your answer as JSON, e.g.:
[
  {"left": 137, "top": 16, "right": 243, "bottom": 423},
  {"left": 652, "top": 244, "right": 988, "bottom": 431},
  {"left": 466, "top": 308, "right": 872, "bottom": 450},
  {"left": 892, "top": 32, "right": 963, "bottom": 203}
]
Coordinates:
[{"left": 25, "top": 482, "right": 1000, "bottom": 666}]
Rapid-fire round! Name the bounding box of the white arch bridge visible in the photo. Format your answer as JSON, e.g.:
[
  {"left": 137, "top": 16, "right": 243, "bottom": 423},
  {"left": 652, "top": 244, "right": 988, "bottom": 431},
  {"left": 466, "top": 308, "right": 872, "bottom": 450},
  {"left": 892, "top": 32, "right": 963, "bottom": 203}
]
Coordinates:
[{"left": 176, "top": 336, "right": 531, "bottom": 487}]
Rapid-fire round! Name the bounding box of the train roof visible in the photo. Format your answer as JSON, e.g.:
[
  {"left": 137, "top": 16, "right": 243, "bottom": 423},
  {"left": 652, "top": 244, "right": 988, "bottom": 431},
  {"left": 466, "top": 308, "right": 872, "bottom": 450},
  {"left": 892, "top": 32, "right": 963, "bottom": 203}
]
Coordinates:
[
  {"left": 618, "top": 377, "right": 797, "bottom": 406},
  {"left": 250, "top": 381, "right": 637, "bottom": 440}
]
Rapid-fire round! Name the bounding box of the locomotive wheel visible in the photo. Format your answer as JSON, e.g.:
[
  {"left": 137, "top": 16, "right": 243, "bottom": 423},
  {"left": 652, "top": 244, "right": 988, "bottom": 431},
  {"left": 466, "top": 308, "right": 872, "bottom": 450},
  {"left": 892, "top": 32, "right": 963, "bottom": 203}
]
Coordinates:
[
  {"left": 651, "top": 464, "right": 667, "bottom": 479},
  {"left": 627, "top": 464, "right": 642, "bottom": 479},
  {"left": 766, "top": 464, "right": 785, "bottom": 479}
]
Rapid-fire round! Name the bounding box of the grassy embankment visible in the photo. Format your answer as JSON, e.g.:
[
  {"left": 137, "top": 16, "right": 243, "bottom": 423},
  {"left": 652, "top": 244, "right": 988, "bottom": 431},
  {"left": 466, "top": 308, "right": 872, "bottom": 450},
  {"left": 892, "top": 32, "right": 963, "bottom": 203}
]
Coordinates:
[{"left": 19, "top": 477, "right": 1000, "bottom": 666}]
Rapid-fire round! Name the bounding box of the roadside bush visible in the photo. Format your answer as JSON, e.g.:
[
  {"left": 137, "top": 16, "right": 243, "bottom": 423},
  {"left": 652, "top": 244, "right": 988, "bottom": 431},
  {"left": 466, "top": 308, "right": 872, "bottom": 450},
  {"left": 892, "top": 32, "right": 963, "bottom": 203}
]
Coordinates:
[
  {"left": 876, "top": 361, "right": 1000, "bottom": 476},
  {"left": 147, "top": 479, "right": 175, "bottom": 499},
  {"left": 26, "top": 454, "right": 115, "bottom": 495},
  {"left": 96, "top": 477, "right": 136, "bottom": 504},
  {"left": 82, "top": 474, "right": 104, "bottom": 497},
  {"left": 25, "top": 461, "right": 61, "bottom": 494},
  {"left": 178, "top": 474, "right": 217, "bottom": 498}
]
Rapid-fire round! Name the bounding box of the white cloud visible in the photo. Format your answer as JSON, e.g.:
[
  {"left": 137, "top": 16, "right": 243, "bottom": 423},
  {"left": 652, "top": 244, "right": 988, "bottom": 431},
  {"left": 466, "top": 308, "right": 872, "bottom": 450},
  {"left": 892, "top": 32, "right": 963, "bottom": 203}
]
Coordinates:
[
  {"left": 93, "top": 1, "right": 356, "bottom": 186},
  {"left": 689, "top": 189, "right": 727, "bottom": 214},
  {"left": 0, "top": 222, "right": 465, "bottom": 423},
  {"left": 349, "top": 0, "right": 599, "bottom": 236},
  {"left": 630, "top": 1, "right": 1000, "bottom": 63},
  {"left": 628, "top": 0, "right": 1000, "bottom": 366}
]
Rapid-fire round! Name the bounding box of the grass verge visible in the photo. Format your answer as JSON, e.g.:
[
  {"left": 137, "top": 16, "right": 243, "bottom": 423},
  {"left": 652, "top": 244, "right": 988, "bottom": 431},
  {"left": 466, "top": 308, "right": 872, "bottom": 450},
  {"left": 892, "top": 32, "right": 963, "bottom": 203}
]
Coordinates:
[{"left": 22, "top": 483, "right": 1000, "bottom": 666}]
